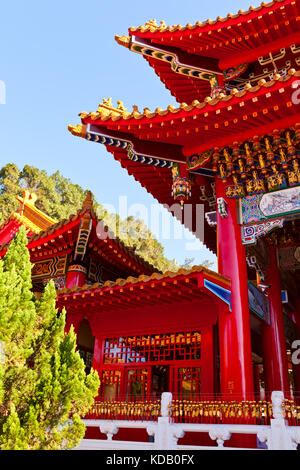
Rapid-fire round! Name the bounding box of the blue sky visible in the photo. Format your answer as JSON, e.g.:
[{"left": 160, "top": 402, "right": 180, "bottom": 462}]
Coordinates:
[{"left": 0, "top": 0, "right": 263, "bottom": 269}]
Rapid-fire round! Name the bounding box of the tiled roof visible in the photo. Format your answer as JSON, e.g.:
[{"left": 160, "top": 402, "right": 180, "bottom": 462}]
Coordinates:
[
  {"left": 77, "top": 69, "right": 299, "bottom": 125},
  {"left": 0, "top": 192, "right": 158, "bottom": 274},
  {"left": 128, "top": 0, "right": 290, "bottom": 34},
  {"left": 57, "top": 264, "right": 230, "bottom": 296},
  {"left": 0, "top": 191, "right": 57, "bottom": 235}
]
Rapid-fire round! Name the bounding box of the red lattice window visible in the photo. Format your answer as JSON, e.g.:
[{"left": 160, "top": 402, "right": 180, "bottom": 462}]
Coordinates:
[
  {"left": 100, "top": 369, "right": 122, "bottom": 400},
  {"left": 175, "top": 367, "right": 201, "bottom": 400},
  {"left": 103, "top": 331, "right": 201, "bottom": 364}
]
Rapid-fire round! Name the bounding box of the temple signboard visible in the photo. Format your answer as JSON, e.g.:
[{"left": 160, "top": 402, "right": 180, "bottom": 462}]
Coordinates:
[{"left": 248, "top": 281, "right": 270, "bottom": 325}]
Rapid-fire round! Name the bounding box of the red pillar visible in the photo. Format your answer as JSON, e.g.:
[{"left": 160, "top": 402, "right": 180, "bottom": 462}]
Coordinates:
[
  {"left": 215, "top": 178, "right": 254, "bottom": 400},
  {"left": 261, "top": 246, "right": 290, "bottom": 399},
  {"left": 66, "top": 264, "right": 87, "bottom": 289}
]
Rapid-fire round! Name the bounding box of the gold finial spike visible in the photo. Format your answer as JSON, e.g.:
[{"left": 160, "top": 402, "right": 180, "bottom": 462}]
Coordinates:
[
  {"left": 132, "top": 105, "right": 141, "bottom": 117},
  {"left": 82, "top": 190, "right": 94, "bottom": 211},
  {"left": 96, "top": 98, "right": 129, "bottom": 118},
  {"left": 117, "top": 100, "right": 127, "bottom": 113},
  {"left": 102, "top": 97, "right": 113, "bottom": 107},
  {"left": 20, "top": 190, "right": 38, "bottom": 210},
  {"left": 145, "top": 18, "right": 159, "bottom": 29}
]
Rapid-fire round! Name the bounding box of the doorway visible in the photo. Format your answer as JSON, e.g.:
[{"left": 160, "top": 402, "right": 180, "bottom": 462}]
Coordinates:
[{"left": 151, "top": 365, "right": 170, "bottom": 398}]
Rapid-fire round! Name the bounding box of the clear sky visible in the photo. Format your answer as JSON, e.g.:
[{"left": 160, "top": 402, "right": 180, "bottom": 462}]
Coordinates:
[{"left": 0, "top": 0, "right": 263, "bottom": 269}]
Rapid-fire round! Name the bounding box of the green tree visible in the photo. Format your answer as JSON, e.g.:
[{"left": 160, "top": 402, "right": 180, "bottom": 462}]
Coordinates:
[
  {"left": 0, "top": 163, "right": 178, "bottom": 272},
  {"left": 180, "top": 257, "right": 214, "bottom": 270},
  {"left": 97, "top": 210, "right": 178, "bottom": 273},
  {"left": 0, "top": 163, "right": 21, "bottom": 221},
  {"left": 0, "top": 226, "right": 100, "bottom": 450}
]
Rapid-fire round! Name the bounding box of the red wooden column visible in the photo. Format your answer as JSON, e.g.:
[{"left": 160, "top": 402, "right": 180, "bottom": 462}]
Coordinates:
[
  {"left": 261, "top": 246, "right": 290, "bottom": 399},
  {"left": 66, "top": 264, "right": 87, "bottom": 289},
  {"left": 215, "top": 178, "right": 254, "bottom": 400}
]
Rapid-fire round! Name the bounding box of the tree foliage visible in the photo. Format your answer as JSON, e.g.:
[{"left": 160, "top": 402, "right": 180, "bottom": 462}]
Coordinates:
[
  {"left": 0, "top": 226, "right": 100, "bottom": 449},
  {"left": 0, "top": 163, "right": 178, "bottom": 272}
]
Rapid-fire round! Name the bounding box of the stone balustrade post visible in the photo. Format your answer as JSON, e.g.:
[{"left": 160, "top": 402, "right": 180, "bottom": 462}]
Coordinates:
[
  {"left": 268, "top": 391, "right": 294, "bottom": 450},
  {"left": 147, "top": 392, "right": 184, "bottom": 450}
]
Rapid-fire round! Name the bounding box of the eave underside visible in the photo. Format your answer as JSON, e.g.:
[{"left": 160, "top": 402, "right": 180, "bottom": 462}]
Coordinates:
[{"left": 105, "top": 146, "right": 217, "bottom": 254}]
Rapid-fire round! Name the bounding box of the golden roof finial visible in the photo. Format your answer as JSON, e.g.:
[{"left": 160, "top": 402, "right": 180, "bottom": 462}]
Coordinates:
[
  {"left": 145, "top": 18, "right": 158, "bottom": 29},
  {"left": 115, "top": 35, "right": 131, "bottom": 48},
  {"left": 82, "top": 190, "right": 94, "bottom": 212},
  {"left": 17, "top": 190, "right": 38, "bottom": 215},
  {"left": 14, "top": 190, "right": 57, "bottom": 232},
  {"left": 68, "top": 124, "right": 86, "bottom": 138},
  {"left": 132, "top": 104, "right": 141, "bottom": 116},
  {"left": 96, "top": 98, "right": 129, "bottom": 119},
  {"left": 117, "top": 100, "right": 127, "bottom": 113},
  {"left": 102, "top": 97, "right": 113, "bottom": 107}
]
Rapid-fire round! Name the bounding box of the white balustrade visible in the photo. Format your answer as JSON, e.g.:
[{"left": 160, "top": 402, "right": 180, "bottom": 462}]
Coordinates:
[{"left": 75, "top": 391, "right": 300, "bottom": 451}]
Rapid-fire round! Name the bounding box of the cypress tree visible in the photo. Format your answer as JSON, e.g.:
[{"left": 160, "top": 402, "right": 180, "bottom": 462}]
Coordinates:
[{"left": 0, "top": 226, "right": 100, "bottom": 450}]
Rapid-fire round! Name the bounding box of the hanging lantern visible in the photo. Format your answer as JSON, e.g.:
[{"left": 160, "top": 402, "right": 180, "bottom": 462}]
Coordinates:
[{"left": 171, "top": 163, "right": 191, "bottom": 208}]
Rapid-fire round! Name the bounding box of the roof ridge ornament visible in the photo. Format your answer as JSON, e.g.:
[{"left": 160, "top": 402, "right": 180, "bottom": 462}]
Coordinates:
[
  {"left": 96, "top": 98, "right": 129, "bottom": 119},
  {"left": 19, "top": 189, "right": 38, "bottom": 208},
  {"left": 145, "top": 18, "right": 159, "bottom": 31},
  {"left": 115, "top": 34, "right": 131, "bottom": 48},
  {"left": 128, "top": 0, "right": 285, "bottom": 33},
  {"left": 68, "top": 124, "right": 86, "bottom": 138},
  {"left": 82, "top": 190, "right": 94, "bottom": 212}
]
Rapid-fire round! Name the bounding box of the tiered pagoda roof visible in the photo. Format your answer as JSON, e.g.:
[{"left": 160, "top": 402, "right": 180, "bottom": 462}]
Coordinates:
[
  {"left": 68, "top": 0, "right": 300, "bottom": 254},
  {"left": 69, "top": 69, "right": 299, "bottom": 253},
  {"left": 73, "top": 69, "right": 299, "bottom": 154},
  {"left": 0, "top": 191, "right": 157, "bottom": 277},
  {"left": 116, "top": 0, "right": 300, "bottom": 103}
]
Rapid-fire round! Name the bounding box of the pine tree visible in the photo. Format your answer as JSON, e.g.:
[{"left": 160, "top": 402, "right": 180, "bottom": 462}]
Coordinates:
[{"left": 0, "top": 226, "right": 100, "bottom": 450}]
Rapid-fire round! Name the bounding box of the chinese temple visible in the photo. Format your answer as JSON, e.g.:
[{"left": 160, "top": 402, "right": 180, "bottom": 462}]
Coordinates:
[
  {"left": 1, "top": 0, "right": 299, "bottom": 449},
  {"left": 0, "top": 190, "right": 232, "bottom": 407},
  {"left": 67, "top": 0, "right": 300, "bottom": 411}
]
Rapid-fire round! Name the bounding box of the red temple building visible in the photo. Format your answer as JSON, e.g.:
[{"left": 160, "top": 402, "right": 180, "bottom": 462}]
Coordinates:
[
  {"left": 1, "top": 0, "right": 300, "bottom": 449},
  {"left": 0, "top": 190, "right": 232, "bottom": 403},
  {"left": 67, "top": 0, "right": 300, "bottom": 406}
]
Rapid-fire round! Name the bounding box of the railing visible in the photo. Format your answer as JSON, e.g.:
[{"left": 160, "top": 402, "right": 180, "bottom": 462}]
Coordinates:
[
  {"left": 75, "top": 391, "right": 300, "bottom": 450},
  {"left": 83, "top": 398, "right": 160, "bottom": 421},
  {"left": 83, "top": 394, "right": 300, "bottom": 426}
]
